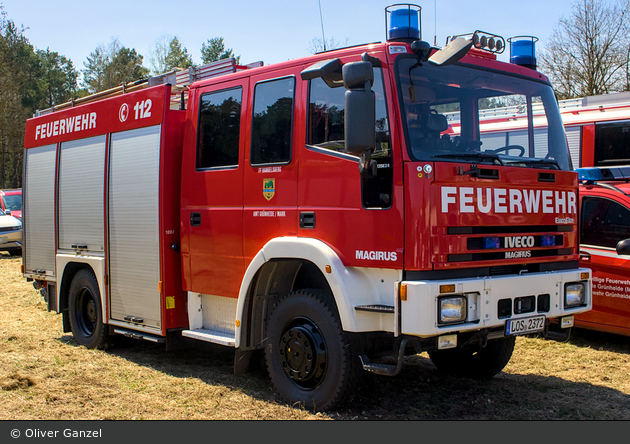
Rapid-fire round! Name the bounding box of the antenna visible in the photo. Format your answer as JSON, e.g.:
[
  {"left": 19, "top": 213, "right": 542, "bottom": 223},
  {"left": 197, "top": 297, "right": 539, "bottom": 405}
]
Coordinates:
[
  {"left": 434, "top": 0, "right": 437, "bottom": 46},
  {"left": 318, "top": 0, "right": 327, "bottom": 51}
]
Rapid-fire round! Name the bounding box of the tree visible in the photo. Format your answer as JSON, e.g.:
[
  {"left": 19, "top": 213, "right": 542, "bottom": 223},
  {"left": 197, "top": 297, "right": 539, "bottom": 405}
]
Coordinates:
[
  {"left": 147, "top": 34, "right": 171, "bottom": 75},
  {"left": 36, "top": 48, "right": 79, "bottom": 107},
  {"left": 82, "top": 38, "right": 150, "bottom": 93},
  {"left": 164, "top": 36, "right": 193, "bottom": 71},
  {"left": 201, "top": 37, "right": 240, "bottom": 64},
  {"left": 539, "top": 0, "right": 630, "bottom": 99},
  {"left": 0, "top": 6, "right": 80, "bottom": 188},
  {"left": 307, "top": 37, "right": 349, "bottom": 54},
  {"left": 0, "top": 7, "right": 42, "bottom": 188}
]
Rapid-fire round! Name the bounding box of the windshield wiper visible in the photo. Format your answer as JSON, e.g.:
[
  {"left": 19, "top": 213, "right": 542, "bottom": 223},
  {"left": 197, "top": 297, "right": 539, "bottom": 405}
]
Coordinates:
[
  {"left": 503, "top": 158, "right": 561, "bottom": 170},
  {"left": 432, "top": 152, "right": 504, "bottom": 165}
]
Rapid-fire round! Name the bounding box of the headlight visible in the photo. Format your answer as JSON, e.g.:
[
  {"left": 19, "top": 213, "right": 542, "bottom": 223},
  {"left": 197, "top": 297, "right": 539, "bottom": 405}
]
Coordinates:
[
  {"left": 564, "top": 283, "right": 586, "bottom": 308},
  {"left": 439, "top": 296, "right": 467, "bottom": 324}
]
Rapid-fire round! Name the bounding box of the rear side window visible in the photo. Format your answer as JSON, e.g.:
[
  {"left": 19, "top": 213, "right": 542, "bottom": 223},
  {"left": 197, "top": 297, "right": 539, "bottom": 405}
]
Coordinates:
[
  {"left": 197, "top": 87, "right": 242, "bottom": 169},
  {"left": 251, "top": 77, "right": 295, "bottom": 165}
]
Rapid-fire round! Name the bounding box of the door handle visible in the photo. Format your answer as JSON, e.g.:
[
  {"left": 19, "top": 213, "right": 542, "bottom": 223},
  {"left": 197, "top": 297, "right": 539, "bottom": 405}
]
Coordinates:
[
  {"left": 299, "top": 212, "right": 316, "bottom": 229},
  {"left": 190, "top": 212, "right": 201, "bottom": 226},
  {"left": 579, "top": 250, "right": 591, "bottom": 261}
]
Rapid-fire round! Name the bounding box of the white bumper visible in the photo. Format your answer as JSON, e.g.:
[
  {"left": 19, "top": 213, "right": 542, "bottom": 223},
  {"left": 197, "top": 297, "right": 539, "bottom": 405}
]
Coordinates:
[{"left": 401, "top": 268, "right": 591, "bottom": 337}]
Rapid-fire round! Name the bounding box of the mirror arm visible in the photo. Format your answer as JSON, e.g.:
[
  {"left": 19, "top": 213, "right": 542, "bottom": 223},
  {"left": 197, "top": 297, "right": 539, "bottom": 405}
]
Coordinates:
[{"left": 359, "top": 149, "right": 378, "bottom": 179}]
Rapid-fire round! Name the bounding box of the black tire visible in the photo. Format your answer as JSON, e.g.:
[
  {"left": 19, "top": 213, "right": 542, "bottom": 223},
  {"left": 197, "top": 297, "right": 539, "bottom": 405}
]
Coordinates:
[
  {"left": 68, "top": 269, "right": 110, "bottom": 349},
  {"left": 428, "top": 336, "right": 516, "bottom": 380},
  {"left": 264, "top": 289, "right": 361, "bottom": 411}
]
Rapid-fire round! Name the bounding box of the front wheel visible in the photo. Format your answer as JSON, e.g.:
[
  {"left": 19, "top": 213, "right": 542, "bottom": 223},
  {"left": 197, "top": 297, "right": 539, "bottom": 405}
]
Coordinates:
[
  {"left": 264, "top": 289, "right": 361, "bottom": 411},
  {"left": 68, "top": 269, "right": 110, "bottom": 349},
  {"left": 428, "top": 336, "right": 516, "bottom": 379}
]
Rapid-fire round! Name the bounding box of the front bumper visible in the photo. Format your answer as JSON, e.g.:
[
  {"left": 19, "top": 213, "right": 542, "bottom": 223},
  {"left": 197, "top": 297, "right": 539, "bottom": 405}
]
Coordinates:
[{"left": 401, "top": 268, "right": 591, "bottom": 337}]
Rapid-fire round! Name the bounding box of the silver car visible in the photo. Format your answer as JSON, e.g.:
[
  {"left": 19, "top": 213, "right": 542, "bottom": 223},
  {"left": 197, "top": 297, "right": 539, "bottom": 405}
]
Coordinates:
[{"left": 0, "top": 208, "right": 22, "bottom": 255}]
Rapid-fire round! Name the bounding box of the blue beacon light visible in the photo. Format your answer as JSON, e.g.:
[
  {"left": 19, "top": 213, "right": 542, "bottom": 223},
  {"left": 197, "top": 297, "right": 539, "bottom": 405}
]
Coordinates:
[
  {"left": 386, "top": 4, "right": 421, "bottom": 41},
  {"left": 508, "top": 36, "right": 538, "bottom": 70}
]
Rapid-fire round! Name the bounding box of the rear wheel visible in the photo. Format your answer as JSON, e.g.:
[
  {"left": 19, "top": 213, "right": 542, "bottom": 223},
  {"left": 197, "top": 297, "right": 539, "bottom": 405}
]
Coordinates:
[
  {"left": 428, "top": 336, "right": 516, "bottom": 379},
  {"left": 68, "top": 269, "right": 110, "bottom": 349},
  {"left": 264, "top": 289, "right": 361, "bottom": 411}
]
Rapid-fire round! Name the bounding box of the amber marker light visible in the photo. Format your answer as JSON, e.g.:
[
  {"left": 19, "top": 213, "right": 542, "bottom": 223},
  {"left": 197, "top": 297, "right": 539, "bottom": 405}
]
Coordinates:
[
  {"left": 440, "top": 284, "right": 456, "bottom": 293},
  {"left": 400, "top": 284, "right": 407, "bottom": 301},
  {"left": 325, "top": 265, "right": 332, "bottom": 274},
  {"left": 581, "top": 272, "right": 589, "bottom": 280}
]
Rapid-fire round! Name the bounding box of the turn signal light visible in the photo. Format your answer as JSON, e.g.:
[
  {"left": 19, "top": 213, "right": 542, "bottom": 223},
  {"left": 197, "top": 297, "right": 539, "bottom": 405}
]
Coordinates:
[
  {"left": 400, "top": 284, "right": 408, "bottom": 301},
  {"left": 440, "top": 284, "right": 455, "bottom": 293}
]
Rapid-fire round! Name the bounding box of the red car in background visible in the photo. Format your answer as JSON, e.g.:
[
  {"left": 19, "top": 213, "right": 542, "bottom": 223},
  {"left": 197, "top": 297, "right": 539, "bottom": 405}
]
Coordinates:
[
  {"left": 1, "top": 189, "right": 22, "bottom": 219},
  {"left": 576, "top": 167, "right": 630, "bottom": 336}
]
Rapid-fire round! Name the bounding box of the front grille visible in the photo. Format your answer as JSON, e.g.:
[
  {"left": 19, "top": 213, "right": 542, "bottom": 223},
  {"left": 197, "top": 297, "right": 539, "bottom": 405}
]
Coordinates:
[
  {"left": 498, "top": 293, "right": 551, "bottom": 319},
  {"left": 448, "top": 225, "right": 573, "bottom": 234},
  {"left": 467, "top": 234, "right": 563, "bottom": 250}
]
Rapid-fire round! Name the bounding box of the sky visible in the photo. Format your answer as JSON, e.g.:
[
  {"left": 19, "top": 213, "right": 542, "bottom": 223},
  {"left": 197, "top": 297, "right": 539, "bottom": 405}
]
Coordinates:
[{"left": 1, "top": 0, "right": 577, "bottom": 73}]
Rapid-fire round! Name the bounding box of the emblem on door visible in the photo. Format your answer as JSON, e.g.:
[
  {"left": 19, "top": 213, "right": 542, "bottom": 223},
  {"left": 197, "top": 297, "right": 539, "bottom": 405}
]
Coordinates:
[{"left": 263, "top": 178, "right": 275, "bottom": 201}]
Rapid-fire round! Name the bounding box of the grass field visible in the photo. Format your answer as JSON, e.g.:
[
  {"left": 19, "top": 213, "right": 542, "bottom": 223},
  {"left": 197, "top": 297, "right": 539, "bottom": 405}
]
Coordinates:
[{"left": 1, "top": 253, "right": 629, "bottom": 420}]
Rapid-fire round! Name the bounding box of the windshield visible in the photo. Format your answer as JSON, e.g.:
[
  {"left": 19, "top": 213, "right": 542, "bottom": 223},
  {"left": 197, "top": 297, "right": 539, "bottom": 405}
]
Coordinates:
[
  {"left": 2, "top": 193, "right": 21, "bottom": 211},
  {"left": 396, "top": 57, "right": 571, "bottom": 170}
]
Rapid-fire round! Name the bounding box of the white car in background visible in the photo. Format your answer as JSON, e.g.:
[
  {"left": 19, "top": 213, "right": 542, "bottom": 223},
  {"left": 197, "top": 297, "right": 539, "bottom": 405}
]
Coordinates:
[{"left": 0, "top": 208, "right": 22, "bottom": 256}]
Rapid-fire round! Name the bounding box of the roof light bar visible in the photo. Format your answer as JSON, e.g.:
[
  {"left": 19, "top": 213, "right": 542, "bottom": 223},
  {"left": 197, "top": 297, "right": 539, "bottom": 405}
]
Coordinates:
[
  {"left": 446, "top": 30, "right": 505, "bottom": 54},
  {"left": 576, "top": 166, "right": 630, "bottom": 182}
]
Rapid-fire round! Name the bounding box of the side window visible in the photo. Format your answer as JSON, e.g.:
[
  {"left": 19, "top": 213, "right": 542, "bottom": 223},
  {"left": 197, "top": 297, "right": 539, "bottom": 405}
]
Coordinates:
[
  {"left": 581, "top": 197, "right": 630, "bottom": 248},
  {"left": 595, "top": 123, "right": 630, "bottom": 166},
  {"left": 307, "top": 68, "right": 392, "bottom": 209},
  {"left": 197, "top": 87, "right": 242, "bottom": 169},
  {"left": 251, "top": 77, "right": 295, "bottom": 165},
  {"left": 307, "top": 68, "right": 391, "bottom": 158}
]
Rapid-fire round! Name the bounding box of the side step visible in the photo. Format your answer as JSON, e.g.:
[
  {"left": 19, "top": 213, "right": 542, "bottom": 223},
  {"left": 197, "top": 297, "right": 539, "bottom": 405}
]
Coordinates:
[
  {"left": 113, "top": 328, "right": 165, "bottom": 343},
  {"left": 359, "top": 337, "right": 410, "bottom": 376},
  {"left": 181, "top": 328, "right": 236, "bottom": 347}
]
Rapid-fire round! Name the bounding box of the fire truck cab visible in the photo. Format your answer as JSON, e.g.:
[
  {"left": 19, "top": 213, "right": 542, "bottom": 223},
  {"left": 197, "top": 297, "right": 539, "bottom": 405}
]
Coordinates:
[{"left": 22, "top": 5, "right": 591, "bottom": 411}]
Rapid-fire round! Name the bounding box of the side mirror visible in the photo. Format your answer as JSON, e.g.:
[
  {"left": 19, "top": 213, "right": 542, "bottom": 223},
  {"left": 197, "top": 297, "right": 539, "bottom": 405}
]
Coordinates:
[
  {"left": 616, "top": 238, "right": 630, "bottom": 255},
  {"left": 343, "top": 61, "right": 376, "bottom": 177},
  {"left": 428, "top": 38, "right": 473, "bottom": 67},
  {"left": 300, "top": 58, "right": 343, "bottom": 88},
  {"left": 5, "top": 209, "right": 11, "bottom": 216}
]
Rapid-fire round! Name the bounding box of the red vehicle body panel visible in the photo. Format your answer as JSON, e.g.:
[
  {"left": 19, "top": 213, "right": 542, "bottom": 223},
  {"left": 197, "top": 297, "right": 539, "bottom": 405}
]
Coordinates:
[
  {"left": 23, "top": 85, "right": 188, "bottom": 334},
  {"left": 1, "top": 189, "right": 21, "bottom": 219},
  {"left": 577, "top": 181, "right": 630, "bottom": 336}
]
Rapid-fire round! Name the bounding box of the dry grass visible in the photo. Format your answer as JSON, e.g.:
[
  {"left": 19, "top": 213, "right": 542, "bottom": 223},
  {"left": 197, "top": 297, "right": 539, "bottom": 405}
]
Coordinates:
[{"left": 1, "top": 252, "right": 629, "bottom": 420}]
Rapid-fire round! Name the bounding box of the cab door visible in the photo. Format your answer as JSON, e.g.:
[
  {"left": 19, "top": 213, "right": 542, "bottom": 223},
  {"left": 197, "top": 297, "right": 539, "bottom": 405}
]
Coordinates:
[
  {"left": 182, "top": 79, "right": 248, "bottom": 297},
  {"left": 243, "top": 73, "right": 299, "bottom": 264},
  {"left": 578, "top": 192, "right": 630, "bottom": 335}
]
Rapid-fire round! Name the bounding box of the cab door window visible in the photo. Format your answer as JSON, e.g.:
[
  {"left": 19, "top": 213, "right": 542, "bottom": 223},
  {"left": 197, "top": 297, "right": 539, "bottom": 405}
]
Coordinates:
[
  {"left": 251, "top": 77, "right": 295, "bottom": 165},
  {"left": 197, "top": 87, "right": 242, "bottom": 169},
  {"left": 581, "top": 196, "right": 630, "bottom": 248}
]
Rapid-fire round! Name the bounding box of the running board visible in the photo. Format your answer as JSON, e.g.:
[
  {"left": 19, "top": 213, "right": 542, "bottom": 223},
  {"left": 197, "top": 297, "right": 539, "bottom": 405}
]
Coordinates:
[
  {"left": 113, "top": 328, "right": 165, "bottom": 343},
  {"left": 359, "top": 337, "right": 410, "bottom": 376},
  {"left": 181, "top": 328, "right": 236, "bottom": 347}
]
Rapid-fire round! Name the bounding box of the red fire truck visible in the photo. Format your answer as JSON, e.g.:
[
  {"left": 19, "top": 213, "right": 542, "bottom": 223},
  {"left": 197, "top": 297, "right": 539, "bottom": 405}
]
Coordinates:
[{"left": 22, "top": 5, "right": 591, "bottom": 410}]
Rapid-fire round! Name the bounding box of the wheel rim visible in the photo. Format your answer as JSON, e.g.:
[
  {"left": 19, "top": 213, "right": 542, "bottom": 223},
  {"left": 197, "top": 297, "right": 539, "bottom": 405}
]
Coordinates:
[
  {"left": 279, "top": 318, "right": 327, "bottom": 389},
  {"left": 75, "top": 286, "right": 98, "bottom": 337}
]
